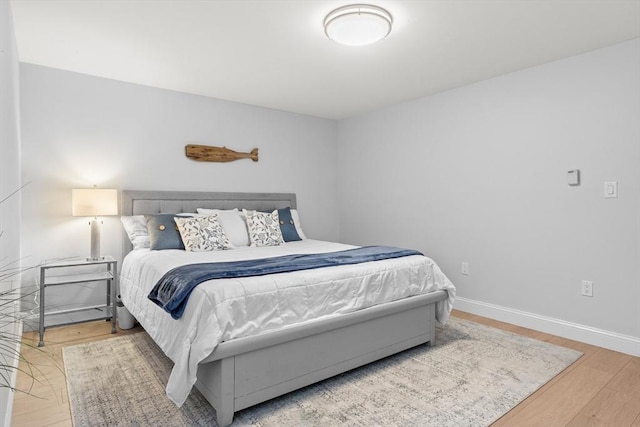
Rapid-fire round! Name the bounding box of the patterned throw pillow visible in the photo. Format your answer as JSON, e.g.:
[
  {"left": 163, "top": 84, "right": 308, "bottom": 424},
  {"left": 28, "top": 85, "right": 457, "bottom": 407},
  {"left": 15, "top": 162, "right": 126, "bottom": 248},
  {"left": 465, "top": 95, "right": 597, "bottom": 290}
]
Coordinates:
[
  {"left": 243, "top": 209, "right": 285, "bottom": 247},
  {"left": 196, "top": 208, "right": 250, "bottom": 247},
  {"left": 174, "top": 215, "right": 233, "bottom": 252}
]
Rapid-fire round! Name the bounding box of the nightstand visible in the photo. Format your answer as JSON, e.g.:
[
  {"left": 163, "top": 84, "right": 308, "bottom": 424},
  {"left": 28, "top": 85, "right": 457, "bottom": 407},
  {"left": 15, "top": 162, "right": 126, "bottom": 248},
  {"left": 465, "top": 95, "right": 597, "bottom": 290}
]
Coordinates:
[{"left": 38, "top": 256, "right": 117, "bottom": 347}]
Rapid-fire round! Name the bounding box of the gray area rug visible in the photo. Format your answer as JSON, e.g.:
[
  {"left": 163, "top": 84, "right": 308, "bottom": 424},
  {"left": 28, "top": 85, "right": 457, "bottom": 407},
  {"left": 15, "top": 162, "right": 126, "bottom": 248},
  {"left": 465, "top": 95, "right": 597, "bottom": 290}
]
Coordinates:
[{"left": 63, "top": 317, "right": 582, "bottom": 426}]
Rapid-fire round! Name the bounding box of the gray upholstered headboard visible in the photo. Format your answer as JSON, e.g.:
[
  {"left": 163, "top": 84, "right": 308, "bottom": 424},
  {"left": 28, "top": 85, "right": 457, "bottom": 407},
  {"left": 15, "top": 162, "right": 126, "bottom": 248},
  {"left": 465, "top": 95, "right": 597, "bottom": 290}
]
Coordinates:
[{"left": 121, "top": 190, "right": 297, "bottom": 255}]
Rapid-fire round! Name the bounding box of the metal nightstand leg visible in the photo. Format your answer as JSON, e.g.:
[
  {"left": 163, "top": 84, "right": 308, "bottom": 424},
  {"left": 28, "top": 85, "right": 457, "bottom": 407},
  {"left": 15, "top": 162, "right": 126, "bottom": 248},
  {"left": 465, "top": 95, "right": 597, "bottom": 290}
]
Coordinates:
[
  {"left": 38, "top": 268, "right": 45, "bottom": 347},
  {"left": 110, "top": 262, "right": 117, "bottom": 334}
]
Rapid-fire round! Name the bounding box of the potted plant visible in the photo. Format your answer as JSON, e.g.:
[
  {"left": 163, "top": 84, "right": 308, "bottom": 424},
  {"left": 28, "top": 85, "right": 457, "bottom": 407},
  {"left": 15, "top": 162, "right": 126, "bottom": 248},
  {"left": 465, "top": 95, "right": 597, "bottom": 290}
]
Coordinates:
[{"left": 0, "top": 183, "right": 45, "bottom": 396}]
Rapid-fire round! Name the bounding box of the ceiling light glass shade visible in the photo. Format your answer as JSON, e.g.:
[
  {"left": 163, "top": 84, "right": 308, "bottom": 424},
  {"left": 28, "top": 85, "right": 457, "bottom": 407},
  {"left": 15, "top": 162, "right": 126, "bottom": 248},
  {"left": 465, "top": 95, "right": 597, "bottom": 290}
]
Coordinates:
[{"left": 324, "top": 4, "right": 392, "bottom": 46}]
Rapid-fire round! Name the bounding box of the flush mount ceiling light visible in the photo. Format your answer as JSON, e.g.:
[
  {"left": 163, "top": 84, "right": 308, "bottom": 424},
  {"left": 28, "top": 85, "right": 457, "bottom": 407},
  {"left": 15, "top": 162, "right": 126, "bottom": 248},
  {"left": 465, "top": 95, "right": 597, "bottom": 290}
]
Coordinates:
[{"left": 324, "top": 4, "right": 393, "bottom": 46}]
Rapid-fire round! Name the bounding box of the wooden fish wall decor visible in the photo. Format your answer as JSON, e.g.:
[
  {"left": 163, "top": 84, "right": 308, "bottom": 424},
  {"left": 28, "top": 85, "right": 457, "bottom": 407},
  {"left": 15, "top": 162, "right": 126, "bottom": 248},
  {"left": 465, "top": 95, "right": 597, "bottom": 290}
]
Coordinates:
[{"left": 185, "top": 144, "right": 259, "bottom": 163}]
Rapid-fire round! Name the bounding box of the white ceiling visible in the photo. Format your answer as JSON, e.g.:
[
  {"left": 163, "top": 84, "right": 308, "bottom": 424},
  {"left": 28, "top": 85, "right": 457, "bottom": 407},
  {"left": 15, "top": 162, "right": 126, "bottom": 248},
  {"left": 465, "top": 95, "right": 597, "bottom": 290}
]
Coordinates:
[{"left": 10, "top": 0, "right": 640, "bottom": 120}]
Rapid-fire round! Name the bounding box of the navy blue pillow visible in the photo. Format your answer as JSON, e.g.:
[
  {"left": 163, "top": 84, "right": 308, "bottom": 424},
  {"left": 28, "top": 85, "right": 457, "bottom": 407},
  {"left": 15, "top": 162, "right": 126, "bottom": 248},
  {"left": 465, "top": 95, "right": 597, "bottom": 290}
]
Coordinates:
[
  {"left": 145, "top": 214, "right": 187, "bottom": 250},
  {"left": 277, "top": 207, "right": 301, "bottom": 242}
]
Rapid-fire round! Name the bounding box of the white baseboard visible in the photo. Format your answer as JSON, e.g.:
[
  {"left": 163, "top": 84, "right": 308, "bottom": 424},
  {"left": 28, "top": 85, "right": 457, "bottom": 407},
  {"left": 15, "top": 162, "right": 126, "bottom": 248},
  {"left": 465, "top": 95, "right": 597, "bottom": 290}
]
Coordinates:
[
  {"left": 455, "top": 297, "right": 640, "bottom": 357},
  {"left": 0, "top": 317, "right": 23, "bottom": 427}
]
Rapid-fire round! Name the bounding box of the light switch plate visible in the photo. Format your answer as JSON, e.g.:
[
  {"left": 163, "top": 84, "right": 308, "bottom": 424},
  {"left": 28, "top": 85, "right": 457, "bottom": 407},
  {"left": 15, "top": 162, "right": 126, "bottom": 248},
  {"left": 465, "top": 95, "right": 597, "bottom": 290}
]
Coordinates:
[
  {"left": 567, "top": 170, "right": 580, "bottom": 186},
  {"left": 604, "top": 181, "right": 618, "bottom": 198}
]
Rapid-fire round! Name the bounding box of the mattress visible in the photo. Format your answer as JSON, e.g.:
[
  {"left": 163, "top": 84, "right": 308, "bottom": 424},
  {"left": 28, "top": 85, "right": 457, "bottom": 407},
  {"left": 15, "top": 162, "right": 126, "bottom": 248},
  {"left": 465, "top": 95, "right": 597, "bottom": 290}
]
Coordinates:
[{"left": 120, "top": 239, "right": 456, "bottom": 405}]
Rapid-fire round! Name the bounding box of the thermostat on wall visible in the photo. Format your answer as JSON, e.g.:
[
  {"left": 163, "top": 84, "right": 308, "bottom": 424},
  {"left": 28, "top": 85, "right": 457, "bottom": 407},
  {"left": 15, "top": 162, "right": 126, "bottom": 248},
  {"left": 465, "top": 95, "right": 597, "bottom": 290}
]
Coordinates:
[{"left": 567, "top": 169, "right": 580, "bottom": 186}]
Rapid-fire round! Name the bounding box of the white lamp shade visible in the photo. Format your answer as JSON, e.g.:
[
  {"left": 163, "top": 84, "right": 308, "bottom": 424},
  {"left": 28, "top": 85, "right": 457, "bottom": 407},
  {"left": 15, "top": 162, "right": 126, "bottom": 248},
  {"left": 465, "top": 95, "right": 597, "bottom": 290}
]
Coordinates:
[
  {"left": 324, "top": 4, "right": 392, "bottom": 46},
  {"left": 72, "top": 188, "right": 118, "bottom": 217}
]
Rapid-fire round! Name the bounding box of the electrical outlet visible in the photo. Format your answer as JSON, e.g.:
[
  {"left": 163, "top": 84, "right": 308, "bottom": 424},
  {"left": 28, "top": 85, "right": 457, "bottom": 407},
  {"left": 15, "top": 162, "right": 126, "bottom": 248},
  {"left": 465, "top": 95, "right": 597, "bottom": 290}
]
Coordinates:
[
  {"left": 581, "top": 280, "right": 593, "bottom": 297},
  {"left": 461, "top": 262, "right": 469, "bottom": 275}
]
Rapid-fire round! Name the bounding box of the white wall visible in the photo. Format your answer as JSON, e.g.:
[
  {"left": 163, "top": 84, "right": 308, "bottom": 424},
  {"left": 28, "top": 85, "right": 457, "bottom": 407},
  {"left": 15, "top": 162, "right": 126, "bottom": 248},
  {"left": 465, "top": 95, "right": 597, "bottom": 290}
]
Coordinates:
[
  {"left": 0, "top": 0, "right": 21, "bottom": 285},
  {"left": 17, "top": 39, "right": 640, "bottom": 354},
  {"left": 19, "top": 64, "right": 339, "bottom": 308},
  {"left": 338, "top": 39, "right": 640, "bottom": 348},
  {"left": 0, "top": 0, "right": 22, "bottom": 423}
]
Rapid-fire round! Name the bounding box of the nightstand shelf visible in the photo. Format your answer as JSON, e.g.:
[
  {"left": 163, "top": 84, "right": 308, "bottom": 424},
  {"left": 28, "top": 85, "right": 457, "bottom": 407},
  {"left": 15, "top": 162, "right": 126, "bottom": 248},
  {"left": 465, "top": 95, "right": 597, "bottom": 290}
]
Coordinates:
[
  {"left": 38, "top": 256, "right": 117, "bottom": 346},
  {"left": 43, "top": 271, "right": 115, "bottom": 286}
]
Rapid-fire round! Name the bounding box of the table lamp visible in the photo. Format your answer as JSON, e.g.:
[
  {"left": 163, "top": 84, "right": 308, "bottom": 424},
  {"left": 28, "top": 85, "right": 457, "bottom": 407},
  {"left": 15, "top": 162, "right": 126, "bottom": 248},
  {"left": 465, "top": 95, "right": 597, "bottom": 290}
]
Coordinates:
[{"left": 72, "top": 187, "right": 118, "bottom": 260}]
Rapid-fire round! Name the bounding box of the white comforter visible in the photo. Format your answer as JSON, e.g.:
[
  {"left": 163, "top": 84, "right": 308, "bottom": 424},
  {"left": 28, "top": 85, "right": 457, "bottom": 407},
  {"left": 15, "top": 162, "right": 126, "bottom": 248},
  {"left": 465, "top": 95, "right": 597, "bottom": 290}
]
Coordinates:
[{"left": 120, "top": 240, "right": 456, "bottom": 406}]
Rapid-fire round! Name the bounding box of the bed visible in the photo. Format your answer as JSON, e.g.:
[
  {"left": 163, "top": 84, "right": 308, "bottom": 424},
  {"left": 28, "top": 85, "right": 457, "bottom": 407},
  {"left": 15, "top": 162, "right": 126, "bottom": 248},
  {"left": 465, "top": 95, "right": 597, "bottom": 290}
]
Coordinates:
[{"left": 119, "top": 190, "right": 455, "bottom": 426}]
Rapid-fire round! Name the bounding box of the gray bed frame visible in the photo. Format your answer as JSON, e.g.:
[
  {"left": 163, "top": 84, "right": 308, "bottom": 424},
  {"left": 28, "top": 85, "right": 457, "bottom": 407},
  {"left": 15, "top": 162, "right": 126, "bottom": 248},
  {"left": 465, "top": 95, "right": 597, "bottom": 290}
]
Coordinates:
[{"left": 121, "top": 190, "right": 448, "bottom": 426}]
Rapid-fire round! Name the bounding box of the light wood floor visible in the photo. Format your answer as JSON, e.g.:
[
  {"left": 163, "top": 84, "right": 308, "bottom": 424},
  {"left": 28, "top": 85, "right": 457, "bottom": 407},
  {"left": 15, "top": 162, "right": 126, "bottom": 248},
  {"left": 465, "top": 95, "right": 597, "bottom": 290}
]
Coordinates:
[{"left": 11, "top": 310, "right": 640, "bottom": 426}]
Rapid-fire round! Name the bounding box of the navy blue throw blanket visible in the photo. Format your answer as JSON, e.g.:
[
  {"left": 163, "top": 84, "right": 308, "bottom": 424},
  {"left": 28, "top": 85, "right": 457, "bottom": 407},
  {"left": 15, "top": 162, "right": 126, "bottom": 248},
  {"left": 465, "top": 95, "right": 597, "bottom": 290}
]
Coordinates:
[{"left": 149, "top": 246, "right": 423, "bottom": 319}]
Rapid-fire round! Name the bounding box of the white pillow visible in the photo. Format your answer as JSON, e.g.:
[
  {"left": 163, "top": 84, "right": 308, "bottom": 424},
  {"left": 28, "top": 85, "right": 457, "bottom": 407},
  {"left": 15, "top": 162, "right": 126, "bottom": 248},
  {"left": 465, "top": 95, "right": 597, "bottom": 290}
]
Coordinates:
[
  {"left": 174, "top": 215, "right": 233, "bottom": 252},
  {"left": 290, "top": 209, "right": 307, "bottom": 240},
  {"left": 196, "top": 208, "right": 250, "bottom": 247},
  {"left": 120, "top": 216, "right": 150, "bottom": 249},
  {"left": 242, "top": 209, "right": 284, "bottom": 247}
]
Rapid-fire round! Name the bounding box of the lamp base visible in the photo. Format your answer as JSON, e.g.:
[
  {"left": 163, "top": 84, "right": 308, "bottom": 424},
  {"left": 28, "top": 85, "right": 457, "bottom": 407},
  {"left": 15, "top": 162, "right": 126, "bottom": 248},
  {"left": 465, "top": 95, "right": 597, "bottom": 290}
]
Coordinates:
[{"left": 90, "top": 218, "right": 101, "bottom": 260}]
